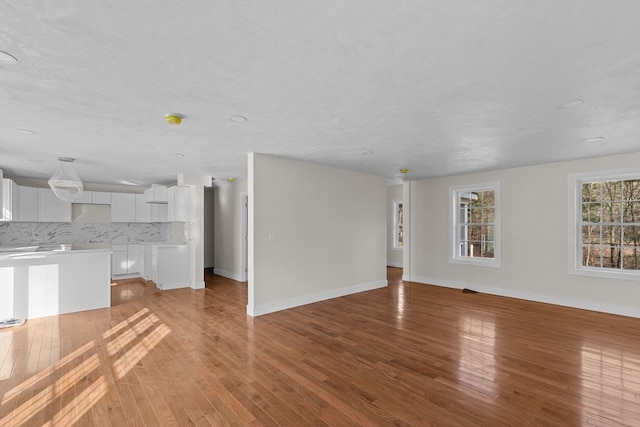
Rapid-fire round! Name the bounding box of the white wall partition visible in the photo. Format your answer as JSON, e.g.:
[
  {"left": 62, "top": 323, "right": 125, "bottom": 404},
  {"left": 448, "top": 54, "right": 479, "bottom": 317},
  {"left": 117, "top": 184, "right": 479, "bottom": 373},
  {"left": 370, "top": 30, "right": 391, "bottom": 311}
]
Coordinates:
[
  {"left": 213, "top": 180, "right": 248, "bottom": 281},
  {"left": 248, "top": 154, "right": 387, "bottom": 316},
  {"left": 405, "top": 153, "right": 640, "bottom": 318}
]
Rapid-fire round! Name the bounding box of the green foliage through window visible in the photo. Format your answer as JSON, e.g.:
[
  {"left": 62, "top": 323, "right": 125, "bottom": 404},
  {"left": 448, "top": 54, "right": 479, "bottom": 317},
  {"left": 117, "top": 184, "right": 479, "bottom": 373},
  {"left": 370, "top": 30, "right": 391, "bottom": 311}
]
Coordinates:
[{"left": 580, "top": 179, "right": 640, "bottom": 270}]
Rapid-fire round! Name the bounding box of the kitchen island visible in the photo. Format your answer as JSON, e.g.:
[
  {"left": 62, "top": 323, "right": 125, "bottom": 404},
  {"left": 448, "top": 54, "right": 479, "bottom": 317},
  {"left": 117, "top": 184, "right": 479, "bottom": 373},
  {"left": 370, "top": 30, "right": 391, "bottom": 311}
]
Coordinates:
[{"left": 0, "top": 248, "right": 111, "bottom": 320}]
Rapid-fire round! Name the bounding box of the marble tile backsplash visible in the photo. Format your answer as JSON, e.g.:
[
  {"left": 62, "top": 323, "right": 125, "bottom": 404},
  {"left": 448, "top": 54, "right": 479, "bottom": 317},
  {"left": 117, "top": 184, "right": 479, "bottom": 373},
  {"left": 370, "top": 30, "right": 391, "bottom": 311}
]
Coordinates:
[{"left": 0, "top": 222, "right": 171, "bottom": 246}]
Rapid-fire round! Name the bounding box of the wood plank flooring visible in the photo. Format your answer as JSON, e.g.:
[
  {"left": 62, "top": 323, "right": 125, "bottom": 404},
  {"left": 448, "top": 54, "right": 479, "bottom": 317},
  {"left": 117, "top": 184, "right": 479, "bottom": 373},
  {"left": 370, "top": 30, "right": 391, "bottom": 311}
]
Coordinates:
[{"left": 1, "top": 267, "right": 639, "bottom": 426}]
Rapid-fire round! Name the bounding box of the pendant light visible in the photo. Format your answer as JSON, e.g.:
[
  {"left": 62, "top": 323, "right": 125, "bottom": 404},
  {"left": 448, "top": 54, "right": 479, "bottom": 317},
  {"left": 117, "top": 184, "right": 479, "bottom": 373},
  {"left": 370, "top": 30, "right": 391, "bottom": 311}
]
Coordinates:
[{"left": 48, "top": 157, "right": 84, "bottom": 202}]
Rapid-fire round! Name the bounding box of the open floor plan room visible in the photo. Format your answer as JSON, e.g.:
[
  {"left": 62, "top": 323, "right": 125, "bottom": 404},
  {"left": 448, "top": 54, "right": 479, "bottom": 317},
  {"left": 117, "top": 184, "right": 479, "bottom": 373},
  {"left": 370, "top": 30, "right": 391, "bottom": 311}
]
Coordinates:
[{"left": 1, "top": 268, "right": 638, "bottom": 426}]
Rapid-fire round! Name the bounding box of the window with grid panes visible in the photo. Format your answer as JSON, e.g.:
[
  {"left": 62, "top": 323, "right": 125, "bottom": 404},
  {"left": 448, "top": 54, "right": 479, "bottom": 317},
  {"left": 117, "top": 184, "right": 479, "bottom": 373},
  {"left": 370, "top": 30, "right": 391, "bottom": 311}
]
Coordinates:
[
  {"left": 450, "top": 182, "right": 501, "bottom": 267},
  {"left": 569, "top": 169, "right": 640, "bottom": 280}
]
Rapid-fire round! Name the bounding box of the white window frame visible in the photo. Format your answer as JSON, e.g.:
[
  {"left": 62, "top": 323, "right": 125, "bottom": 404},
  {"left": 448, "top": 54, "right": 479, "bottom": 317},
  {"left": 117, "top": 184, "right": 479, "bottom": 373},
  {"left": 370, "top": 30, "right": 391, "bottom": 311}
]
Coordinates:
[
  {"left": 568, "top": 168, "right": 640, "bottom": 281},
  {"left": 449, "top": 181, "right": 501, "bottom": 268},
  {"left": 392, "top": 200, "right": 403, "bottom": 250}
]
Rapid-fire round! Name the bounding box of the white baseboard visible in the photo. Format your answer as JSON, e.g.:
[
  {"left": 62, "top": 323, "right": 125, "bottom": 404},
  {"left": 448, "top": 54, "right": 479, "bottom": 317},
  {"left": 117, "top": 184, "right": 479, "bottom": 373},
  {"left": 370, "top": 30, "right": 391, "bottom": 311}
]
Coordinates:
[
  {"left": 111, "top": 273, "right": 142, "bottom": 280},
  {"left": 247, "top": 279, "right": 388, "bottom": 317},
  {"left": 409, "top": 275, "right": 640, "bottom": 318},
  {"left": 156, "top": 281, "right": 190, "bottom": 290},
  {"left": 191, "top": 280, "right": 205, "bottom": 290},
  {"left": 213, "top": 268, "right": 243, "bottom": 282},
  {"left": 387, "top": 261, "right": 403, "bottom": 268}
]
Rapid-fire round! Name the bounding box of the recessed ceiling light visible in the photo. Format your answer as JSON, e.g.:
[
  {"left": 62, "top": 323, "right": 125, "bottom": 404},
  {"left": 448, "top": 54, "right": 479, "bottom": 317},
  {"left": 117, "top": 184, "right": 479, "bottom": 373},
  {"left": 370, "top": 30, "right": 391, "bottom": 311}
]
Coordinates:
[
  {"left": 360, "top": 150, "right": 374, "bottom": 156},
  {"left": 16, "top": 128, "right": 36, "bottom": 135},
  {"left": 0, "top": 51, "right": 18, "bottom": 65},
  {"left": 584, "top": 137, "right": 607, "bottom": 145},
  {"left": 172, "top": 153, "right": 185, "bottom": 158},
  {"left": 227, "top": 177, "right": 236, "bottom": 182},
  {"left": 400, "top": 168, "right": 410, "bottom": 174},
  {"left": 228, "top": 115, "right": 247, "bottom": 123},
  {"left": 558, "top": 99, "right": 584, "bottom": 109}
]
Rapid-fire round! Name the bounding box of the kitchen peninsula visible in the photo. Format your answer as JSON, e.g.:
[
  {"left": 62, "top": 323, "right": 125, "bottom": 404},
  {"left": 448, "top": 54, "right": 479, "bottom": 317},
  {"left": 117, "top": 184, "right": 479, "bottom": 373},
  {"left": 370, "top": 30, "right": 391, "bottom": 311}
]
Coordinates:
[{"left": 0, "top": 247, "right": 111, "bottom": 320}]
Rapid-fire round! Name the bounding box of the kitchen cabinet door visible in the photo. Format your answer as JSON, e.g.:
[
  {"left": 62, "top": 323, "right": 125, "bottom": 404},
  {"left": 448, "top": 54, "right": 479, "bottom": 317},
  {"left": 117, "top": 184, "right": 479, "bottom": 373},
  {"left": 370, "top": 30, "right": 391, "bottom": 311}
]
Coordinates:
[
  {"left": 92, "top": 191, "right": 111, "bottom": 204},
  {"left": 112, "top": 245, "right": 128, "bottom": 275},
  {"left": 38, "top": 188, "right": 71, "bottom": 222},
  {"left": 168, "top": 186, "right": 190, "bottom": 222},
  {"left": 135, "top": 194, "right": 151, "bottom": 223},
  {"left": 19, "top": 186, "right": 39, "bottom": 222},
  {"left": 2, "top": 179, "right": 19, "bottom": 221},
  {"left": 128, "top": 244, "right": 144, "bottom": 274},
  {"left": 110, "top": 193, "right": 136, "bottom": 222}
]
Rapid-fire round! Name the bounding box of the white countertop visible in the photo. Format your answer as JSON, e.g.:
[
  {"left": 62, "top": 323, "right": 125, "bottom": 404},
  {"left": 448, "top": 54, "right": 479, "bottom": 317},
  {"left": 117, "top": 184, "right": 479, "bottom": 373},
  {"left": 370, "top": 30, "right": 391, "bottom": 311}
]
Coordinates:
[{"left": 0, "top": 248, "right": 112, "bottom": 260}]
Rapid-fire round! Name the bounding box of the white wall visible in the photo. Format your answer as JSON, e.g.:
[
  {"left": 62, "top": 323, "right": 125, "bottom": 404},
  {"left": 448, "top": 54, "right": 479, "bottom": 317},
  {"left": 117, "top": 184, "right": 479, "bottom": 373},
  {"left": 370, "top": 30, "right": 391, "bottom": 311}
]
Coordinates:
[
  {"left": 404, "top": 153, "right": 640, "bottom": 317},
  {"left": 248, "top": 154, "right": 387, "bottom": 316},
  {"left": 213, "top": 180, "right": 248, "bottom": 281},
  {"left": 387, "top": 184, "right": 403, "bottom": 267}
]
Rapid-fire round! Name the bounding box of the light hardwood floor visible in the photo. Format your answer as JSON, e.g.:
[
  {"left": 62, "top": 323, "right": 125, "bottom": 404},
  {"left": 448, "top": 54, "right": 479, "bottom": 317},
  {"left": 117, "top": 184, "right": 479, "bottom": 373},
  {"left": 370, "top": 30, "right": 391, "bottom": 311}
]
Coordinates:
[{"left": 1, "top": 268, "right": 638, "bottom": 426}]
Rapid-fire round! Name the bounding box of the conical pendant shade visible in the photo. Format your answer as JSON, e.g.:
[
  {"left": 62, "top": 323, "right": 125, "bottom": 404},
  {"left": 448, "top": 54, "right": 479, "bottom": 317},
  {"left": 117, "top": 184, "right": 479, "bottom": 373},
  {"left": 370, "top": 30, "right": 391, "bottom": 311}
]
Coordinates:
[{"left": 48, "top": 159, "right": 83, "bottom": 202}]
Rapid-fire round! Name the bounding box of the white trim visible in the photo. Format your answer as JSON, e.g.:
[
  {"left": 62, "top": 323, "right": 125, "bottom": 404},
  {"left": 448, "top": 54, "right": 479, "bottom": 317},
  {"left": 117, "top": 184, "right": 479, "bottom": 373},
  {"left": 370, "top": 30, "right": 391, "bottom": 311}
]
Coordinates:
[
  {"left": 155, "top": 281, "right": 190, "bottom": 290},
  {"left": 246, "top": 280, "right": 388, "bottom": 317},
  {"left": 387, "top": 261, "right": 403, "bottom": 268},
  {"left": 449, "top": 181, "right": 501, "bottom": 268},
  {"left": 567, "top": 167, "right": 640, "bottom": 281},
  {"left": 213, "top": 268, "right": 244, "bottom": 282},
  {"left": 240, "top": 193, "right": 248, "bottom": 282},
  {"left": 190, "top": 280, "right": 205, "bottom": 290},
  {"left": 392, "top": 199, "right": 403, "bottom": 250},
  {"left": 410, "top": 275, "right": 640, "bottom": 318}
]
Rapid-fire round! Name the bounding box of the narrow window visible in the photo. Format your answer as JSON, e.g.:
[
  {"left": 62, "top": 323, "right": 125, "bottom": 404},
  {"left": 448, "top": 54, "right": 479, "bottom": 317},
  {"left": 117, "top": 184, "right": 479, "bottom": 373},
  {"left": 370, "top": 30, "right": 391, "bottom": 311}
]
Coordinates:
[{"left": 450, "top": 182, "right": 501, "bottom": 267}]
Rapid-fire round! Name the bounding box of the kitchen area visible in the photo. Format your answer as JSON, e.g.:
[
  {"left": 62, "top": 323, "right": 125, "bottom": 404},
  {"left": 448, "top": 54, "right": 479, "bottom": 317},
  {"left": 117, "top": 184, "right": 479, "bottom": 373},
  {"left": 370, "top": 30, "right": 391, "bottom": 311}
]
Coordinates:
[{"left": 0, "top": 180, "right": 192, "bottom": 321}]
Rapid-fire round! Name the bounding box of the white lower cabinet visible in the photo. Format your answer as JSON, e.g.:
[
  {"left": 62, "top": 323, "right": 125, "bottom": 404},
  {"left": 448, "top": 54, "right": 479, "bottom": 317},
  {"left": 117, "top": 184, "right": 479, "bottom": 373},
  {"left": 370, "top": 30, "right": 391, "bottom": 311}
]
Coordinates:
[
  {"left": 144, "top": 244, "right": 189, "bottom": 289},
  {"left": 111, "top": 244, "right": 144, "bottom": 278}
]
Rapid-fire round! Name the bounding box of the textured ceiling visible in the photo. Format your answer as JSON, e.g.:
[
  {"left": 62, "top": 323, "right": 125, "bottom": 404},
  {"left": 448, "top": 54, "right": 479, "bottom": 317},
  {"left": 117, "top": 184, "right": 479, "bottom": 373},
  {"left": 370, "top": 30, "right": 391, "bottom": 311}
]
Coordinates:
[{"left": 1, "top": 0, "right": 639, "bottom": 187}]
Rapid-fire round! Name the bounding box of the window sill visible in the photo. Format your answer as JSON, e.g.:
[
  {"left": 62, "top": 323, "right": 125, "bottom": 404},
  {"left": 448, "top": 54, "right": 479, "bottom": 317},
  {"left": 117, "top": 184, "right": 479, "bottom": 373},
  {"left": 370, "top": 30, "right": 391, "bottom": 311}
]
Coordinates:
[
  {"left": 450, "top": 257, "right": 501, "bottom": 268},
  {"left": 569, "top": 266, "right": 640, "bottom": 281}
]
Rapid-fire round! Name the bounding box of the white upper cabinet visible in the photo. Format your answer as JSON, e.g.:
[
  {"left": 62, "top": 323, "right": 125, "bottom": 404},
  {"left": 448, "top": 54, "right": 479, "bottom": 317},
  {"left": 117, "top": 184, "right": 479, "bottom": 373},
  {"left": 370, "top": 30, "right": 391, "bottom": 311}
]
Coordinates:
[
  {"left": 144, "top": 184, "right": 168, "bottom": 204},
  {"left": 73, "top": 191, "right": 112, "bottom": 204},
  {"left": 135, "top": 194, "right": 151, "bottom": 223},
  {"left": 74, "top": 191, "right": 93, "bottom": 203},
  {"left": 0, "top": 179, "right": 70, "bottom": 222},
  {"left": 2, "top": 179, "right": 18, "bottom": 221},
  {"left": 38, "top": 188, "right": 72, "bottom": 222},
  {"left": 110, "top": 193, "right": 136, "bottom": 222},
  {"left": 92, "top": 191, "right": 111, "bottom": 204},
  {"left": 168, "top": 186, "right": 190, "bottom": 222},
  {"left": 19, "top": 186, "right": 39, "bottom": 222}
]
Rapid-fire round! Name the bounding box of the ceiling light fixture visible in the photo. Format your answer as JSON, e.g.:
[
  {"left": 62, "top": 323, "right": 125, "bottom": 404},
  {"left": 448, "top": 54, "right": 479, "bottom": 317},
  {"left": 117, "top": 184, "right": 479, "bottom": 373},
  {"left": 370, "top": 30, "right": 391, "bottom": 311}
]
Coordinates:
[
  {"left": 558, "top": 99, "right": 584, "bottom": 109},
  {"left": 227, "top": 177, "right": 236, "bottom": 183},
  {"left": 172, "top": 153, "right": 185, "bottom": 158},
  {"left": 0, "top": 51, "right": 18, "bottom": 65},
  {"left": 165, "top": 114, "right": 183, "bottom": 125},
  {"left": 584, "top": 137, "right": 607, "bottom": 145},
  {"left": 48, "top": 157, "right": 83, "bottom": 202},
  {"left": 16, "top": 128, "right": 36, "bottom": 135},
  {"left": 228, "top": 115, "right": 247, "bottom": 123},
  {"left": 400, "top": 168, "right": 410, "bottom": 174}
]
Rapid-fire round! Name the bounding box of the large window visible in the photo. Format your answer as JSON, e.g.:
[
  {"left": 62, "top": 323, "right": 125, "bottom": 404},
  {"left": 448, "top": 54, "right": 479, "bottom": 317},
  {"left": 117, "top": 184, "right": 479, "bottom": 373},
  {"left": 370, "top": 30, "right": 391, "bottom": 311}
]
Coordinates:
[
  {"left": 569, "top": 169, "right": 640, "bottom": 280},
  {"left": 449, "top": 182, "right": 501, "bottom": 267},
  {"left": 393, "top": 200, "right": 403, "bottom": 250}
]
